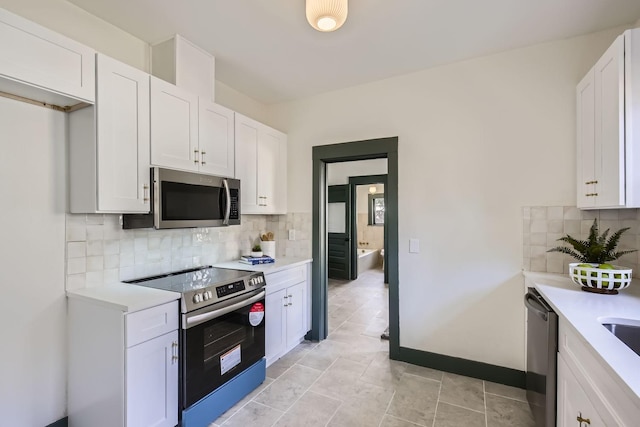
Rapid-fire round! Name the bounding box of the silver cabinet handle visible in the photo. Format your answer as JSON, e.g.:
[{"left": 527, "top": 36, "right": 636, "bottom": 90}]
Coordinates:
[
  {"left": 194, "top": 149, "right": 200, "bottom": 164},
  {"left": 201, "top": 151, "right": 206, "bottom": 165},
  {"left": 143, "top": 184, "right": 149, "bottom": 202},
  {"left": 171, "top": 341, "right": 178, "bottom": 364}
]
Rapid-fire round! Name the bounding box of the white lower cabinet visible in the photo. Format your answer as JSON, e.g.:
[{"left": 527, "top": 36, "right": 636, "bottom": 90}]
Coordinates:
[
  {"left": 557, "top": 320, "right": 640, "bottom": 426},
  {"left": 126, "top": 330, "right": 178, "bottom": 427},
  {"left": 264, "top": 263, "right": 311, "bottom": 366},
  {"left": 557, "top": 353, "right": 605, "bottom": 427},
  {"left": 68, "top": 299, "right": 179, "bottom": 427}
]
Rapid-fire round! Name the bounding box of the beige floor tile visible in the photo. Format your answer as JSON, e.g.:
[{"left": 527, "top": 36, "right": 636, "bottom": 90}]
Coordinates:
[
  {"left": 403, "top": 363, "right": 444, "bottom": 382},
  {"left": 278, "top": 363, "right": 323, "bottom": 388},
  {"left": 386, "top": 374, "right": 440, "bottom": 426},
  {"left": 434, "top": 402, "right": 486, "bottom": 427},
  {"left": 484, "top": 381, "right": 527, "bottom": 402},
  {"left": 222, "top": 401, "right": 284, "bottom": 427},
  {"left": 439, "top": 372, "right": 485, "bottom": 412},
  {"left": 273, "top": 391, "right": 341, "bottom": 427},
  {"left": 486, "top": 393, "right": 535, "bottom": 427},
  {"left": 253, "top": 378, "right": 309, "bottom": 411},
  {"left": 379, "top": 414, "right": 424, "bottom": 427},
  {"left": 212, "top": 377, "right": 273, "bottom": 425}
]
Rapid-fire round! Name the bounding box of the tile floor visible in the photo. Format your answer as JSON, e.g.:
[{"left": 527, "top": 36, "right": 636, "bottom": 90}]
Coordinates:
[{"left": 211, "top": 268, "right": 535, "bottom": 427}]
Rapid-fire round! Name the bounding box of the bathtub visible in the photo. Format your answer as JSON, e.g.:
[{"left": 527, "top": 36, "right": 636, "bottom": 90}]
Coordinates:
[{"left": 357, "top": 248, "right": 380, "bottom": 275}]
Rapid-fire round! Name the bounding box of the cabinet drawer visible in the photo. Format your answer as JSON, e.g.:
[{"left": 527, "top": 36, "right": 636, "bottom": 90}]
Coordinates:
[
  {"left": 126, "top": 300, "right": 178, "bottom": 347},
  {"left": 558, "top": 320, "right": 639, "bottom": 426},
  {"left": 0, "top": 8, "right": 95, "bottom": 103},
  {"left": 265, "top": 265, "right": 306, "bottom": 294}
]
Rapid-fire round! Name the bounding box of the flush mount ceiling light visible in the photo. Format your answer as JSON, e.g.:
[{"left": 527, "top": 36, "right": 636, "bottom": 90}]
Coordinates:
[
  {"left": 369, "top": 186, "right": 377, "bottom": 194},
  {"left": 306, "top": 0, "right": 348, "bottom": 32}
]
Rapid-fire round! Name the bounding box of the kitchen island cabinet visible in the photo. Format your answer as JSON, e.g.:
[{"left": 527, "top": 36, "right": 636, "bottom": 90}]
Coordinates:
[
  {"left": 67, "top": 285, "right": 180, "bottom": 427},
  {"left": 214, "top": 258, "right": 311, "bottom": 365},
  {"left": 524, "top": 272, "right": 640, "bottom": 426}
]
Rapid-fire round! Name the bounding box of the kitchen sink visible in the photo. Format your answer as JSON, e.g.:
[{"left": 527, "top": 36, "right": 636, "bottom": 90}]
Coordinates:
[{"left": 600, "top": 318, "right": 640, "bottom": 357}]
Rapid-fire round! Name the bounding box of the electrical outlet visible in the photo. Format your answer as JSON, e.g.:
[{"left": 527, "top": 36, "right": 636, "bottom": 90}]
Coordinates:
[
  {"left": 288, "top": 229, "right": 296, "bottom": 241},
  {"left": 409, "top": 238, "right": 420, "bottom": 253}
]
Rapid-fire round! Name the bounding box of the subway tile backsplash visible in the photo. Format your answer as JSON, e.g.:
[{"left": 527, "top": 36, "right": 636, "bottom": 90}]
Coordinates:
[
  {"left": 65, "top": 213, "right": 312, "bottom": 290},
  {"left": 523, "top": 206, "right": 640, "bottom": 274}
]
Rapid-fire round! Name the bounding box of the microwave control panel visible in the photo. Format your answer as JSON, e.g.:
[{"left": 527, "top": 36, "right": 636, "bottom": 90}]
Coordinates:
[{"left": 229, "top": 189, "right": 239, "bottom": 219}]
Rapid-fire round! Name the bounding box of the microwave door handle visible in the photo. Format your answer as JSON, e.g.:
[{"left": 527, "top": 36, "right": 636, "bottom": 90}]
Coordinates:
[
  {"left": 222, "top": 178, "right": 231, "bottom": 225},
  {"left": 184, "top": 289, "right": 266, "bottom": 329}
]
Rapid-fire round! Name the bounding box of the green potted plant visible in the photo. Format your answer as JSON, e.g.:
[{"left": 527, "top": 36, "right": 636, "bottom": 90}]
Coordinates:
[
  {"left": 548, "top": 219, "right": 636, "bottom": 294},
  {"left": 251, "top": 244, "right": 263, "bottom": 257}
]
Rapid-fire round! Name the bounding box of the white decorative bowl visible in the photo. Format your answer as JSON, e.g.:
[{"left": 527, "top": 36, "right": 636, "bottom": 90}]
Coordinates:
[{"left": 568, "top": 263, "right": 632, "bottom": 295}]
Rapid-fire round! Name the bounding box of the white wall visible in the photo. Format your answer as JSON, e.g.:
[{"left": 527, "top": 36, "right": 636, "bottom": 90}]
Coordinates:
[
  {"left": 326, "top": 159, "right": 387, "bottom": 185},
  {"left": 269, "top": 26, "right": 627, "bottom": 370},
  {"left": 0, "top": 97, "right": 67, "bottom": 425}
]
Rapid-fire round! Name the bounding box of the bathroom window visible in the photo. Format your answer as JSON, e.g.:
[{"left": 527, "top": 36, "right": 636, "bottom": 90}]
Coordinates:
[{"left": 368, "top": 194, "right": 385, "bottom": 226}]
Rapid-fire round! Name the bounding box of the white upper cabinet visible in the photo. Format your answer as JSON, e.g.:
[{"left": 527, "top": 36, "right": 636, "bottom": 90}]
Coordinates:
[
  {"left": 151, "top": 34, "right": 215, "bottom": 102},
  {"left": 150, "top": 76, "right": 199, "bottom": 171},
  {"left": 235, "top": 113, "right": 287, "bottom": 214},
  {"left": 577, "top": 29, "right": 640, "bottom": 209},
  {"left": 0, "top": 7, "right": 95, "bottom": 105},
  {"left": 198, "top": 99, "right": 235, "bottom": 177},
  {"left": 69, "top": 54, "right": 150, "bottom": 213}
]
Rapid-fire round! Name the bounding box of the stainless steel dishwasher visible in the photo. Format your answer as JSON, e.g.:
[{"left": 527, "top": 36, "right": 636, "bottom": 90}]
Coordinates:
[{"left": 524, "top": 287, "right": 558, "bottom": 427}]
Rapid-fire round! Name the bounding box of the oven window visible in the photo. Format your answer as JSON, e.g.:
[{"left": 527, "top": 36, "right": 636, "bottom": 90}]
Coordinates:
[
  {"left": 182, "top": 299, "right": 265, "bottom": 408},
  {"left": 161, "top": 181, "right": 223, "bottom": 220}
]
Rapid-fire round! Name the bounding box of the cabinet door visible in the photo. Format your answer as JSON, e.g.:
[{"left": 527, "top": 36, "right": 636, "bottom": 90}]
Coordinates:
[
  {"left": 285, "top": 282, "right": 306, "bottom": 350},
  {"left": 96, "top": 54, "right": 150, "bottom": 212},
  {"left": 126, "top": 330, "right": 178, "bottom": 427},
  {"left": 257, "top": 128, "right": 279, "bottom": 212},
  {"left": 265, "top": 289, "right": 287, "bottom": 366},
  {"left": 150, "top": 76, "right": 199, "bottom": 172},
  {"left": 557, "top": 354, "right": 605, "bottom": 427},
  {"left": 0, "top": 8, "right": 95, "bottom": 103},
  {"left": 235, "top": 113, "right": 260, "bottom": 213},
  {"left": 199, "top": 99, "right": 235, "bottom": 177},
  {"left": 593, "top": 34, "right": 625, "bottom": 208},
  {"left": 577, "top": 68, "right": 596, "bottom": 209}
]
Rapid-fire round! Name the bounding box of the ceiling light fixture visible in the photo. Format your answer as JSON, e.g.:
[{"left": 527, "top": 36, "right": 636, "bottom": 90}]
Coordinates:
[
  {"left": 369, "top": 186, "right": 377, "bottom": 194},
  {"left": 306, "top": 0, "right": 348, "bottom": 32}
]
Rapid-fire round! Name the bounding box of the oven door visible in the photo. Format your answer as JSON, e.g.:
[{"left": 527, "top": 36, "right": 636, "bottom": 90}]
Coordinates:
[{"left": 181, "top": 289, "right": 265, "bottom": 408}]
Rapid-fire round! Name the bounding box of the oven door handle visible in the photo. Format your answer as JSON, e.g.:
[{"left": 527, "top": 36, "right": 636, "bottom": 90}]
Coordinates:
[
  {"left": 184, "top": 289, "right": 266, "bottom": 329},
  {"left": 222, "top": 178, "right": 231, "bottom": 226}
]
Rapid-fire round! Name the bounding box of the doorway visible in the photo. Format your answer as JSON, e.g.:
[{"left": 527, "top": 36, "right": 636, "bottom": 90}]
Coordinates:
[{"left": 310, "top": 137, "right": 399, "bottom": 359}]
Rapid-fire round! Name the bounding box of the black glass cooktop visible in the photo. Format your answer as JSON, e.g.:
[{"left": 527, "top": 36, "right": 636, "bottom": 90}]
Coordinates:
[{"left": 124, "top": 266, "right": 253, "bottom": 293}]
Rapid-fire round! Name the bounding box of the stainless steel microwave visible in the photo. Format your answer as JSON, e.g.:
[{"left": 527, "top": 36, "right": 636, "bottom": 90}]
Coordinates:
[{"left": 123, "top": 168, "right": 240, "bottom": 229}]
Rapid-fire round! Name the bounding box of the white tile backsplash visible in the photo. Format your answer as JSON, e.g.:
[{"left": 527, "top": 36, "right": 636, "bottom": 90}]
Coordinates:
[
  {"left": 64, "top": 213, "right": 312, "bottom": 289},
  {"left": 523, "top": 206, "right": 640, "bottom": 273}
]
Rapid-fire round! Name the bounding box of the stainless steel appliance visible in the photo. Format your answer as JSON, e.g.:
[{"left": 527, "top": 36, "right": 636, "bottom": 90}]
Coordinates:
[
  {"left": 123, "top": 167, "right": 240, "bottom": 229},
  {"left": 125, "top": 266, "right": 266, "bottom": 427},
  {"left": 525, "top": 287, "right": 558, "bottom": 427}
]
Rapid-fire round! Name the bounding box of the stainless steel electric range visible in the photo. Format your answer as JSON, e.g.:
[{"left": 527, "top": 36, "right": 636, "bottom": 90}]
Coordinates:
[{"left": 125, "top": 265, "right": 267, "bottom": 427}]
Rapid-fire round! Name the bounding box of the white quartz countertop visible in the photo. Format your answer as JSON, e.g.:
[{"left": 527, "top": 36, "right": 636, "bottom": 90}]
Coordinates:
[
  {"left": 67, "top": 283, "right": 180, "bottom": 313},
  {"left": 523, "top": 271, "right": 640, "bottom": 400},
  {"left": 214, "top": 257, "right": 312, "bottom": 273}
]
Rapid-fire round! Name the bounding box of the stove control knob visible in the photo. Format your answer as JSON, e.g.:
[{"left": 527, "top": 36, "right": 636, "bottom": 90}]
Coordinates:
[
  {"left": 193, "top": 294, "right": 202, "bottom": 303},
  {"left": 208, "top": 291, "right": 213, "bottom": 299},
  {"left": 203, "top": 292, "right": 210, "bottom": 301},
  {"left": 249, "top": 278, "right": 255, "bottom": 286}
]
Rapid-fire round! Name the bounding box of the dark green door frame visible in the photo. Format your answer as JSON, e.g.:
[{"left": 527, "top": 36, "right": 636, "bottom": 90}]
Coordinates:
[
  {"left": 348, "top": 175, "right": 388, "bottom": 282},
  {"left": 310, "top": 137, "right": 399, "bottom": 360}
]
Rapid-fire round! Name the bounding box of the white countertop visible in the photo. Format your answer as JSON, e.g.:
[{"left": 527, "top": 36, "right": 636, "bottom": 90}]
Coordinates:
[
  {"left": 523, "top": 271, "right": 640, "bottom": 401},
  {"left": 214, "top": 257, "right": 312, "bottom": 273},
  {"left": 67, "top": 283, "right": 180, "bottom": 313}
]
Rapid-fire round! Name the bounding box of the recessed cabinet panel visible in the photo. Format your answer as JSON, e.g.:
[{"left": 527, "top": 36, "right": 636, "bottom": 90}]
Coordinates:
[
  {"left": 150, "top": 76, "right": 199, "bottom": 172},
  {"left": 577, "top": 29, "right": 640, "bottom": 209},
  {"left": 96, "top": 54, "right": 150, "bottom": 212},
  {"left": 236, "top": 118, "right": 260, "bottom": 210},
  {"left": 557, "top": 354, "right": 605, "bottom": 427},
  {"left": 0, "top": 7, "right": 95, "bottom": 103},
  {"left": 199, "top": 100, "right": 235, "bottom": 177},
  {"left": 235, "top": 113, "right": 287, "bottom": 214}
]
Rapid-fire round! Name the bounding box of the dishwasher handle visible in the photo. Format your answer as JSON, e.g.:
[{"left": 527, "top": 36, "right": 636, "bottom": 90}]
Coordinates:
[{"left": 524, "top": 292, "right": 549, "bottom": 321}]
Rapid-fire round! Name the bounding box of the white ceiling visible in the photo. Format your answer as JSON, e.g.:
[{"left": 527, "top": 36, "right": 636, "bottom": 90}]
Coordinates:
[{"left": 67, "top": 0, "right": 640, "bottom": 104}]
